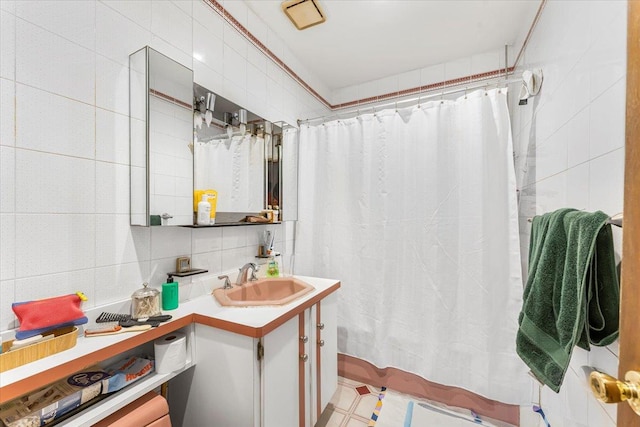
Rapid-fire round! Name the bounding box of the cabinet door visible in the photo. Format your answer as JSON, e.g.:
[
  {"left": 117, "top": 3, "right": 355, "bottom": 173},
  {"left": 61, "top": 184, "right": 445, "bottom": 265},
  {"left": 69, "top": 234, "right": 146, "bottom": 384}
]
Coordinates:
[
  {"left": 168, "top": 325, "right": 259, "bottom": 427},
  {"left": 310, "top": 292, "right": 338, "bottom": 424},
  {"left": 263, "top": 314, "right": 307, "bottom": 427}
]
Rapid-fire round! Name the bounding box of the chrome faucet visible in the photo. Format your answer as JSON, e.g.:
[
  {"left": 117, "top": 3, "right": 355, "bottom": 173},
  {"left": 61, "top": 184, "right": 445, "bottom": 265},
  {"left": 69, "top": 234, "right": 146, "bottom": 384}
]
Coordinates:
[{"left": 236, "top": 262, "right": 259, "bottom": 285}]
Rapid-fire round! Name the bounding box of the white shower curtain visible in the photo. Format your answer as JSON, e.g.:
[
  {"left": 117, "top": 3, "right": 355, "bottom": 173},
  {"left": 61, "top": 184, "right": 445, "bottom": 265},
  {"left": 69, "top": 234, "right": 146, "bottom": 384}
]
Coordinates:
[
  {"left": 296, "top": 89, "right": 529, "bottom": 404},
  {"left": 194, "top": 135, "right": 264, "bottom": 212}
]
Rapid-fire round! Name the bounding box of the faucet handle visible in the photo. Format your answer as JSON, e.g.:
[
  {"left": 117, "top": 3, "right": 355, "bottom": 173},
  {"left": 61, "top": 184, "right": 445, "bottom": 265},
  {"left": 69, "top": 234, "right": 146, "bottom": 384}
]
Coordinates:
[
  {"left": 218, "top": 275, "right": 232, "bottom": 289},
  {"left": 249, "top": 264, "right": 260, "bottom": 281}
]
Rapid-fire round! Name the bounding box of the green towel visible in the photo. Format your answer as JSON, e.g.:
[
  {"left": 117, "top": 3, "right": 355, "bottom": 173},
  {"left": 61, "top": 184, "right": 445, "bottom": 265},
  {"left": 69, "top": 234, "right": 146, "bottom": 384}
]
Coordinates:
[{"left": 516, "top": 208, "right": 619, "bottom": 392}]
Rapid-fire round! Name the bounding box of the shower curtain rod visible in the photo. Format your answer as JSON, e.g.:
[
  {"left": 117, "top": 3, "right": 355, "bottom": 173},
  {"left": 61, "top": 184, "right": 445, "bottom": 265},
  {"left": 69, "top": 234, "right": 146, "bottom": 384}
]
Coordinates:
[{"left": 298, "top": 76, "right": 523, "bottom": 126}]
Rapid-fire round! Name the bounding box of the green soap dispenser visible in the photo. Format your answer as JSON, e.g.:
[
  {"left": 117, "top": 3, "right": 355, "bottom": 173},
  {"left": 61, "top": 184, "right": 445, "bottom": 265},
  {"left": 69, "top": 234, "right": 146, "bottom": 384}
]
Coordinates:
[
  {"left": 162, "top": 274, "right": 179, "bottom": 310},
  {"left": 266, "top": 256, "right": 280, "bottom": 277}
]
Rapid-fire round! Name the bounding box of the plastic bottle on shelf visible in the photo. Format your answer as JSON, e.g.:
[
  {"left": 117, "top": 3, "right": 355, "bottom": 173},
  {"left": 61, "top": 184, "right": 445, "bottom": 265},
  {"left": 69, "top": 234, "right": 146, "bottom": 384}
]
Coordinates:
[
  {"left": 197, "top": 195, "right": 211, "bottom": 225},
  {"left": 273, "top": 205, "right": 280, "bottom": 222},
  {"left": 162, "top": 274, "right": 179, "bottom": 310}
]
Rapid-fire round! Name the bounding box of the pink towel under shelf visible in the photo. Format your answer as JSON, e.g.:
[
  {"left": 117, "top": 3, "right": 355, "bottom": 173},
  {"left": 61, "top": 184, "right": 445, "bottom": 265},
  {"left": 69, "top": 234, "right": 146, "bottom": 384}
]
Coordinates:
[{"left": 93, "top": 391, "right": 171, "bottom": 427}]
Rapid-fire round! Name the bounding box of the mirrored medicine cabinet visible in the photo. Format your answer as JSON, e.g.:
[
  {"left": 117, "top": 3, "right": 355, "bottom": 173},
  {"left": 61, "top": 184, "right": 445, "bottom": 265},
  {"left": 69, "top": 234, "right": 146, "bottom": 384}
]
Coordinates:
[{"left": 130, "top": 46, "right": 298, "bottom": 227}]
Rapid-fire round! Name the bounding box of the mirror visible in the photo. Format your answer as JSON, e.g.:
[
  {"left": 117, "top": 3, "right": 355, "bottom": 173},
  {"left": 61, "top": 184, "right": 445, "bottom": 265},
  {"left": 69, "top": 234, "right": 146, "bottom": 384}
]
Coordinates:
[
  {"left": 130, "top": 47, "right": 194, "bottom": 226},
  {"left": 193, "top": 84, "right": 298, "bottom": 224},
  {"left": 130, "top": 47, "right": 298, "bottom": 226},
  {"left": 193, "top": 84, "right": 265, "bottom": 216},
  {"left": 272, "top": 122, "right": 299, "bottom": 222}
]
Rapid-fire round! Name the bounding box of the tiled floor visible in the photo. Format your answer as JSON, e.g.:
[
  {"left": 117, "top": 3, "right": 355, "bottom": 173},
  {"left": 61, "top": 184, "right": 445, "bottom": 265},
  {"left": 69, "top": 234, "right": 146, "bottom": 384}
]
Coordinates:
[
  {"left": 316, "top": 377, "right": 383, "bottom": 427},
  {"left": 317, "top": 377, "right": 516, "bottom": 427}
]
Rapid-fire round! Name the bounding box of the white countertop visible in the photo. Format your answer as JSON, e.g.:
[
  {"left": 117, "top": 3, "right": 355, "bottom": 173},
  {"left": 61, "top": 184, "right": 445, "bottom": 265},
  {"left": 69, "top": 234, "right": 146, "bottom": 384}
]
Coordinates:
[{"left": 0, "top": 275, "right": 339, "bottom": 394}]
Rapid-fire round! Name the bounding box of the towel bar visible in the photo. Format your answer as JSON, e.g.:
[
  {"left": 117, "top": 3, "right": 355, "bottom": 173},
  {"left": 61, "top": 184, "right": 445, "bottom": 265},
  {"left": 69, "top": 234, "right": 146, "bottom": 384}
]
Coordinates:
[
  {"left": 606, "top": 212, "right": 623, "bottom": 228},
  {"left": 526, "top": 213, "right": 623, "bottom": 227}
]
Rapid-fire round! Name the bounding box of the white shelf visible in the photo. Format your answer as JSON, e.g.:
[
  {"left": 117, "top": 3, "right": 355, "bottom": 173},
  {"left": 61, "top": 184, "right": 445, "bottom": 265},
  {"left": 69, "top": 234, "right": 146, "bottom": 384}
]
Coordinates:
[{"left": 57, "top": 361, "right": 193, "bottom": 427}]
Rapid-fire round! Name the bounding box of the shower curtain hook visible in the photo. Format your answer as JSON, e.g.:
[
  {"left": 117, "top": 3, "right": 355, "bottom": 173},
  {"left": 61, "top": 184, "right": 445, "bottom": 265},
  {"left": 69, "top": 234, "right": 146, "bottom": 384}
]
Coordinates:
[{"left": 464, "top": 87, "right": 468, "bottom": 99}]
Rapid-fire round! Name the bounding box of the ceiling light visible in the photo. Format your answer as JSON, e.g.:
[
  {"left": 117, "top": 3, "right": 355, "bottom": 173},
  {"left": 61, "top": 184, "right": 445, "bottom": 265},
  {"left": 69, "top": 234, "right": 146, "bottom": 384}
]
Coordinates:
[{"left": 281, "top": 0, "right": 326, "bottom": 30}]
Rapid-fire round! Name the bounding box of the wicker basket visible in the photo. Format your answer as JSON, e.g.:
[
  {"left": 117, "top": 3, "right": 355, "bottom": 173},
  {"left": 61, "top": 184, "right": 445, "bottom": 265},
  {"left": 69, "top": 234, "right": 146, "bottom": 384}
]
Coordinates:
[{"left": 0, "top": 326, "right": 78, "bottom": 373}]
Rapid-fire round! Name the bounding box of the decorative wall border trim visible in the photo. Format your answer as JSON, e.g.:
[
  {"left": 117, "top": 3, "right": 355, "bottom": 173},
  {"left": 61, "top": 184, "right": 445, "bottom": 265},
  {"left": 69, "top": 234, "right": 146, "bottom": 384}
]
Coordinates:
[
  {"left": 203, "top": 0, "right": 546, "bottom": 112},
  {"left": 513, "top": 0, "right": 548, "bottom": 69},
  {"left": 149, "top": 89, "right": 192, "bottom": 110},
  {"left": 338, "top": 353, "right": 520, "bottom": 426},
  {"left": 203, "top": 0, "right": 332, "bottom": 109}
]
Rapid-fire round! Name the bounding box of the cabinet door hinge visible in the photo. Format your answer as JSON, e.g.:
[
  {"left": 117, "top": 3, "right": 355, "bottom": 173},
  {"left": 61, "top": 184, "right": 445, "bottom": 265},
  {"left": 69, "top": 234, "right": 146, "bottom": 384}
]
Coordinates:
[{"left": 257, "top": 340, "right": 264, "bottom": 361}]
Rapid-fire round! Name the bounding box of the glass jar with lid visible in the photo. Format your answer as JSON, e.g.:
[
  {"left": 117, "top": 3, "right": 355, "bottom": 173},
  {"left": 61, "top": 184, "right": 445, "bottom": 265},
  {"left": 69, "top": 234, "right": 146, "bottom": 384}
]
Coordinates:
[{"left": 131, "top": 282, "right": 161, "bottom": 318}]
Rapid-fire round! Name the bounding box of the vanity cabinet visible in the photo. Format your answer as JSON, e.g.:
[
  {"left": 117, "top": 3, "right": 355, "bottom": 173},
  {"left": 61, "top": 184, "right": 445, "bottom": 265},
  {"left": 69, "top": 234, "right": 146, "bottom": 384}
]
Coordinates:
[
  {"left": 168, "top": 294, "right": 338, "bottom": 427},
  {"left": 263, "top": 294, "right": 337, "bottom": 427},
  {"left": 309, "top": 292, "right": 338, "bottom": 425}
]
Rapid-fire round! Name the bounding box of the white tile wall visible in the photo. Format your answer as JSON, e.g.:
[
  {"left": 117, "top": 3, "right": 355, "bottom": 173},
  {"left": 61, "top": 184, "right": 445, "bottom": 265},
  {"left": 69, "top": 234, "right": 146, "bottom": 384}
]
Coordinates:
[
  {"left": 151, "top": 0, "right": 193, "bottom": 55},
  {"left": 15, "top": 269, "right": 97, "bottom": 309},
  {"left": 96, "top": 108, "right": 130, "bottom": 165},
  {"left": 331, "top": 47, "right": 506, "bottom": 106},
  {"left": 15, "top": 0, "right": 96, "bottom": 51},
  {"left": 512, "top": 1, "right": 626, "bottom": 426},
  {"left": 96, "top": 55, "right": 131, "bottom": 116},
  {"left": 16, "top": 19, "right": 95, "bottom": 105},
  {"left": 0, "top": 10, "right": 16, "bottom": 81},
  {"left": 0, "top": 79, "right": 15, "bottom": 147},
  {"left": 0, "top": 214, "right": 16, "bottom": 281},
  {"left": 100, "top": 0, "right": 152, "bottom": 31},
  {"left": 193, "top": 21, "right": 224, "bottom": 75},
  {"left": 0, "top": 280, "right": 16, "bottom": 330},
  {"left": 16, "top": 85, "right": 96, "bottom": 159},
  {"left": 0, "top": 146, "right": 15, "bottom": 212},
  {"left": 16, "top": 150, "right": 96, "bottom": 214},
  {"left": 0, "top": 0, "right": 329, "bottom": 335}
]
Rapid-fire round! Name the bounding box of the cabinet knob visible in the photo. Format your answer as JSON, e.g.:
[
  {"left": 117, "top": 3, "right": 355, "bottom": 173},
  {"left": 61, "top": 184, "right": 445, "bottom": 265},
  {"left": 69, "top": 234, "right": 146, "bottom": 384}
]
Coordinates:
[
  {"left": 317, "top": 323, "right": 324, "bottom": 330},
  {"left": 318, "top": 340, "right": 325, "bottom": 347},
  {"left": 300, "top": 354, "right": 309, "bottom": 362},
  {"left": 300, "top": 335, "right": 308, "bottom": 343}
]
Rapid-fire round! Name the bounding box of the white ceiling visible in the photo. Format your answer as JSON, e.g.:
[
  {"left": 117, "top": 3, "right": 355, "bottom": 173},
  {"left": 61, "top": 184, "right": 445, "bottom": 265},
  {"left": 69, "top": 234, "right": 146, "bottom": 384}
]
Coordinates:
[{"left": 245, "top": 0, "right": 541, "bottom": 91}]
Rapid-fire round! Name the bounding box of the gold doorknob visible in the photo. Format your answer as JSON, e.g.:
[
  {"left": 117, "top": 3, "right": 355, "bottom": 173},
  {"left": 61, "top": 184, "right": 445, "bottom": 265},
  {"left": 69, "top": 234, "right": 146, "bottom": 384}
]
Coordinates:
[{"left": 589, "top": 370, "right": 640, "bottom": 415}]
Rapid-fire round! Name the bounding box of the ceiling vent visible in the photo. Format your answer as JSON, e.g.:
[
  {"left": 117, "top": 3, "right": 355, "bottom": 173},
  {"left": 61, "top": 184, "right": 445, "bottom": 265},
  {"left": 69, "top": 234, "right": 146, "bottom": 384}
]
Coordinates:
[{"left": 281, "top": 0, "right": 326, "bottom": 30}]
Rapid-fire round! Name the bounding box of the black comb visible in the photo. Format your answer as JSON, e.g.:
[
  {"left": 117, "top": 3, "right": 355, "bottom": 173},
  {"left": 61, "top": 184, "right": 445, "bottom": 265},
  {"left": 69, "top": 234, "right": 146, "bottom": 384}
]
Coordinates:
[{"left": 96, "top": 312, "right": 172, "bottom": 323}]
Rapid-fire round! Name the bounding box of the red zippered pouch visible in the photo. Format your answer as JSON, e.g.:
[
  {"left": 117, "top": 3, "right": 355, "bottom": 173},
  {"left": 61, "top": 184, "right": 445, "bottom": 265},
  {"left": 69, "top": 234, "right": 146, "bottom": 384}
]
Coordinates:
[{"left": 12, "top": 293, "right": 88, "bottom": 339}]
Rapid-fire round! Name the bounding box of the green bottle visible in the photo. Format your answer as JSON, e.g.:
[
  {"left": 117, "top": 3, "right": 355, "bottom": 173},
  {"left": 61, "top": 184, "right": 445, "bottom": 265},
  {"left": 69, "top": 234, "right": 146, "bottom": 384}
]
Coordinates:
[
  {"left": 162, "top": 275, "right": 179, "bottom": 310},
  {"left": 266, "top": 258, "right": 280, "bottom": 277}
]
